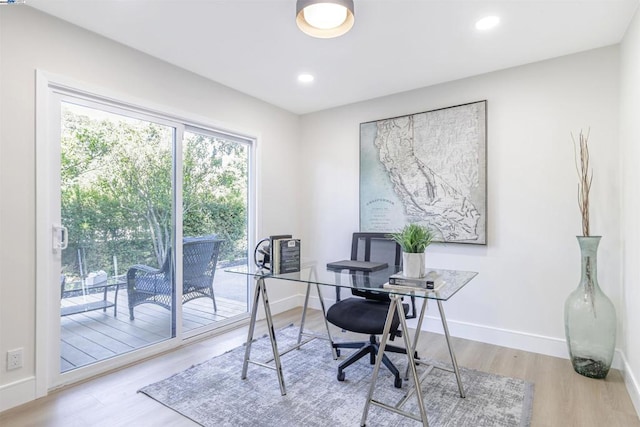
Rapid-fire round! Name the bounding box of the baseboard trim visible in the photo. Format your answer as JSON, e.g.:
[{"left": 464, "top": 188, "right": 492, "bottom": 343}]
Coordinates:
[
  {"left": 0, "top": 376, "right": 36, "bottom": 413},
  {"left": 620, "top": 352, "right": 640, "bottom": 418},
  {"left": 419, "top": 315, "right": 626, "bottom": 369},
  {"left": 258, "top": 294, "right": 300, "bottom": 320},
  {"left": 420, "top": 314, "right": 569, "bottom": 357},
  {"left": 299, "top": 294, "right": 624, "bottom": 369}
]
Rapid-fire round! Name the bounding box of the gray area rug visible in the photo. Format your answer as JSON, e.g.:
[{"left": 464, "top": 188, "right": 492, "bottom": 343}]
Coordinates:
[{"left": 140, "top": 326, "right": 534, "bottom": 426}]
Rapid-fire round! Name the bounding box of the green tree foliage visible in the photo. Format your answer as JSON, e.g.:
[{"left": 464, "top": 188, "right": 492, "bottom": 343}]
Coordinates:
[
  {"left": 60, "top": 106, "right": 247, "bottom": 280},
  {"left": 182, "top": 131, "right": 247, "bottom": 261}
]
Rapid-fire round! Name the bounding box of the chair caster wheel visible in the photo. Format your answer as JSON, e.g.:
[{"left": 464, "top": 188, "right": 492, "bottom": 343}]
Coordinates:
[
  {"left": 394, "top": 377, "right": 402, "bottom": 388},
  {"left": 337, "top": 371, "right": 345, "bottom": 382}
]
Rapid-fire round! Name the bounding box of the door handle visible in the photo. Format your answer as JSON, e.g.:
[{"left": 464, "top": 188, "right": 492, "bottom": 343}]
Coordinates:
[{"left": 53, "top": 224, "right": 68, "bottom": 251}]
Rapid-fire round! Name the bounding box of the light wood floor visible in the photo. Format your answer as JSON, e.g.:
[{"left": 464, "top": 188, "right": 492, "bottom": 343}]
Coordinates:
[{"left": 1, "top": 308, "right": 638, "bottom": 427}]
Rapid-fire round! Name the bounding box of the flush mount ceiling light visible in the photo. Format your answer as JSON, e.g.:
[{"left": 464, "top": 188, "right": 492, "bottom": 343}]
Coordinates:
[{"left": 296, "top": 0, "right": 355, "bottom": 39}]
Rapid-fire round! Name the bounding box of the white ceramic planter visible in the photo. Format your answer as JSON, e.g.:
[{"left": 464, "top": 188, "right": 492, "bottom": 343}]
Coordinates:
[{"left": 402, "top": 252, "right": 425, "bottom": 278}]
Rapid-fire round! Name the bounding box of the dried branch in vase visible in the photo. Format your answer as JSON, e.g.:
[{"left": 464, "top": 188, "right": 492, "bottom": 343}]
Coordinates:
[{"left": 573, "top": 129, "right": 592, "bottom": 237}]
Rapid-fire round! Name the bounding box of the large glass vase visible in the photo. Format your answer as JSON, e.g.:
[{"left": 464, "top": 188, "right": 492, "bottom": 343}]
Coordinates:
[{"left": 564, "top": 236, "right": 616, "bottom": 379}]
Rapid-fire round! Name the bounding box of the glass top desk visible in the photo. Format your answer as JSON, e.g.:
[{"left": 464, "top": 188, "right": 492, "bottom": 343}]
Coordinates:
[{"left": 227, "top": 264, "right": 478, "bottom": 427}]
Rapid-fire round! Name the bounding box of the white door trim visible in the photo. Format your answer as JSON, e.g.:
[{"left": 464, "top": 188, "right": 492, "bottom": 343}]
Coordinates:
[{"left": 35, "top": 69, "right": 258, "bottom": 395}]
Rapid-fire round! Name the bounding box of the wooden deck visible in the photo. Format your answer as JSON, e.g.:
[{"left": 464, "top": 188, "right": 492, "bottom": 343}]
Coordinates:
[{"left": 60, "top": 280, "right": 248, "bottom": 372}]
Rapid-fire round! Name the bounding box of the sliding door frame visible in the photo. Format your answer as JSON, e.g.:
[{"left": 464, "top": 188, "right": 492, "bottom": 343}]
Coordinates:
[{"left": 35, "top": 70, "right": 257, "bottom": 396}]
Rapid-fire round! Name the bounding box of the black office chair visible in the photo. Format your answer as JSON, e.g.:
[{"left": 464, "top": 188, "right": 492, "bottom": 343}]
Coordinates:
[{"left": 326, "top": 232, "right": 412, "bottom": 388}]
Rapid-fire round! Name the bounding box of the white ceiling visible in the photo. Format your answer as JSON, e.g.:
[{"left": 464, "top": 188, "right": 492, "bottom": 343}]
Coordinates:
[{"left": 27, "top": 0, "right": 639, "bottom": 115}]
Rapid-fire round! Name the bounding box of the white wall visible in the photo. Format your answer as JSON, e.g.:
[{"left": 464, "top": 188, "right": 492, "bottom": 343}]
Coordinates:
[
  {"left": 620, "top": 6, "right": 640, "bottom": 416},
  {"left": 299, "top": 47, "right": 622, "bottom": 362},
  {"left": 2, "top": 3, "right": 637, "bottom": 416},
  {"left": 0, "top": 7, "right": 301, "bottom": 410}
]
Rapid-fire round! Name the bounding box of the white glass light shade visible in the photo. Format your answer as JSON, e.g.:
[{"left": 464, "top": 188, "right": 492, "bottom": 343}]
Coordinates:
[
  {"left": 303, "top": 4, "right": 347, "bottom": 29},
  {"left": 296, "top": 0, "right": 355, "bottom": 39}
]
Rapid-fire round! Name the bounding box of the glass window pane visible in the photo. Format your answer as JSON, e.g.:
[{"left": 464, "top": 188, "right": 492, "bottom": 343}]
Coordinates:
[
  {"left": 182, "top": 130, "right": 250, "bottom": 334},
  {"left": 59, "top": 101, "right": 175, "bottom": 372}
]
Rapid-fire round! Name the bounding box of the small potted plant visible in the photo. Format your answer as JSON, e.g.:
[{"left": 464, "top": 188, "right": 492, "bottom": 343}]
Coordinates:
[{"left": 388, "top": 223, "right": 434, "bottom": 278}]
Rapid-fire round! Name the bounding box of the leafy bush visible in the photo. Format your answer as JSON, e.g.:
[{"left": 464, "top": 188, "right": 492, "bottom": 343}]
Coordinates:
[{"left": 60, "top": 107, "right": 249, "bottom": 277}]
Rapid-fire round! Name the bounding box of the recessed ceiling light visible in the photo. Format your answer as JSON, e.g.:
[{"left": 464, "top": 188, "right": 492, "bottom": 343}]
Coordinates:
[
  {"left": 298, "top": 73, "right": 315, "bottom": 83},
  {"left": 475, "top": 15, "right": 500, "bottom": 31}
]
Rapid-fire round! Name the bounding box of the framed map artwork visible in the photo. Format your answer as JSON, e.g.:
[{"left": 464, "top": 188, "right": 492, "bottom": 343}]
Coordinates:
[{"left": 360, "top": 100, "right": 487, "bottom": 244}]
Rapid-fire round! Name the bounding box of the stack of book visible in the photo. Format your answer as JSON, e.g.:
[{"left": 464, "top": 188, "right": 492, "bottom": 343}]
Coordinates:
[
  {"left": 270, "top": 235, "right": 301, "bottom": 274},
  {"left": 387, "top": 271, "right": 445, "bottom": 291}
]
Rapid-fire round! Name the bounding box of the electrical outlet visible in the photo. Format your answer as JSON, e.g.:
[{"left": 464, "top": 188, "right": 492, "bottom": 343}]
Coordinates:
[{"left": 7, "top": 348, "right": 23, "bottom": 370}]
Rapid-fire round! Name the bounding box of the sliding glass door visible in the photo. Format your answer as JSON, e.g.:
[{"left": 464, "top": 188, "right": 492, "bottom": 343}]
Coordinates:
[
  {"left": 58, "top": 101, "right": 177, "bottom": 372},
  {"left": 181, "top": 129, "right": 250, "bottom": 334},
  {"left": 42, "top": 84, "right": 254, "bottom": 383}
]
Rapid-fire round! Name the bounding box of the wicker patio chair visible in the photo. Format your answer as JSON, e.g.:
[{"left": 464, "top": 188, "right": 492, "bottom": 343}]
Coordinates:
[{"left": 126, "top": 235, "right": 223, "bottom": 320}]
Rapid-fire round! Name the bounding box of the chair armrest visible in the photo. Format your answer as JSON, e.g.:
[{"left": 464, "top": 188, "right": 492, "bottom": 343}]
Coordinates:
[
  {"left": 127, "top": 264, "right": 161, "bottom": 275},
  {"left": 127, "top": 264, "right": 165, "bottom": 292}
]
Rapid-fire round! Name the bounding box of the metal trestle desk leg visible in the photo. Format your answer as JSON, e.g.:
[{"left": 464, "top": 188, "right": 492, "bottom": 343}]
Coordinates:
[
  {"left": 263, "top": 268, "right": 337, "bottom": 364},
  {"left": 401, "top": 298, "right": 465, "bottom": 398},
  {"left": 241, "top": 276, "right": 286, "bottom": 395},
  {"left": 404, "top": 293, "right": 429, "bottom": 381},
  {"left": 361, "top": 294, "right": 430, "bottom": 427},
  {"left": 242, "top": 269, "right": 338, "bottom": 396},
  {"left": 438, "top": 300, "right": 465, "bottom": 398},
  {"left": 297, "top": 267, "right": 338, "bottom": 360}
]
